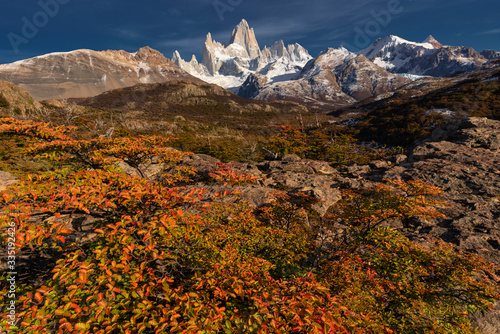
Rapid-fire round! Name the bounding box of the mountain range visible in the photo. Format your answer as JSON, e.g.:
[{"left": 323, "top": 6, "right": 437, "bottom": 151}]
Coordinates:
[
  {"left": 172, "top": 19, "right": 312, "bottom": 93},
  {"left": 0, "top": 19, "right": 498, "bottom": 108},
  {"left": 359, "top": 34, "right": 498, "bottom": 77},
  {"left": 170, "top": 20, "right": 498, "bottom": 108}
]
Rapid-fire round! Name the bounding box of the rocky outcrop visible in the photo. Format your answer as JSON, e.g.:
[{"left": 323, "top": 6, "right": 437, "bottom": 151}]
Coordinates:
[
  {"left": 381, "top": 118, "right": 500, "bottom": 265},
  {"left": 0, "top": 171, "right": 17, "bottom": 192},
  {"left": 380, "top": 117, "right": 500, "bottom": 333},
  {"left": 238, "top": 73, "right": 269, "bottom": 99},
  {"left": 160, "top": 153, "right": 342, "bottom": 217}
]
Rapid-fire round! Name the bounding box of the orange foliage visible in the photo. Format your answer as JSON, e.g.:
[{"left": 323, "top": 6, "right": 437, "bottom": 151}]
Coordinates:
[{"left": 0, "top": 118, "right": 498, "bottom": 333}]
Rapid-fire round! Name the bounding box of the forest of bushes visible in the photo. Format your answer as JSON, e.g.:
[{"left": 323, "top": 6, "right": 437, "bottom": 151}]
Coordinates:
[{"left": 0, "top": 116, "right": 498, "bottom": 333}]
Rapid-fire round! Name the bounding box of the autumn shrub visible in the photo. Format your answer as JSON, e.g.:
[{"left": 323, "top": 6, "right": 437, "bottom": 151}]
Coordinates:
[
  {"left": 208, "top": 162, "right": 259, "bottom": 186},
  {"left": 266, "top": 125, "right": 308, "bottom": 157},
  {"left": 0, "top": 118, "right": 353, "bottom": 333},
  {"left": 0, "top": 171, "right": 347, "bottom": 333},
  {"left": 316, "top": 180, "right": 499, "bottom": 333},
  {"left": 0, "top": 118, "right": 498, "bottom": 333}
]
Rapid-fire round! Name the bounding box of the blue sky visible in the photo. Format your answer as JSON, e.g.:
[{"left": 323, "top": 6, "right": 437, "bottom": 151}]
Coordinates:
[{"left": 1, "top": 0, "right": 499, "bottom": 64}]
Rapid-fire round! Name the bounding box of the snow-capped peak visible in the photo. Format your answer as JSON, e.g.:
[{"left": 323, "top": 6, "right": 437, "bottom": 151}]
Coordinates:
[
  {"left": 359, "top": 35, "right": 488, "bottom": 77},
  {"left": 172, "top": 19, "right": 312, "bottom": 91},
  {"left": 359, "top": 35, "right": 435, "bottom": 59},
  {"left": 423, "top": 35, "right": 443, "bottom": 48}
]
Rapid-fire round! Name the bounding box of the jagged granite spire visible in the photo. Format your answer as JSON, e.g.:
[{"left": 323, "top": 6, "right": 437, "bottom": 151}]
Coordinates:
[
  {"left": 172, "top": 19, "right": 312, "bottom": 90},
  {"left": 229, "top": 19, "right": 261, "bottom": 59}
]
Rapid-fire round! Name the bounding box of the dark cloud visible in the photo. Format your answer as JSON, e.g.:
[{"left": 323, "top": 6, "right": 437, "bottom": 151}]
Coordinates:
[{"left": 1, "top": 0, "right": 499, "bottom": 63}]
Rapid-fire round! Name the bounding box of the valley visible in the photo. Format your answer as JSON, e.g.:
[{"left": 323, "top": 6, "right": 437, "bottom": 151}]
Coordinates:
[{"left": 0, "top": 16, "right": 499, "bottom": 334}]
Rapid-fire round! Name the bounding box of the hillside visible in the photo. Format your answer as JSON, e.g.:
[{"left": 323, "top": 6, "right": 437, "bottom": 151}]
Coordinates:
[
  {"left": 0, "top": 113, "right": 499, "bottom": 333},
  {"left": 0, "top": 79, "right": 41, "bottom": 112},
  {"left": 80, "top": 80, "right": 309, "bottom": 126},
  {"left": 0, "top": 47, "right": 199, "bottom": 100},
  {"left": 331, "top": 60, "right": 500, "bottom": 146}
]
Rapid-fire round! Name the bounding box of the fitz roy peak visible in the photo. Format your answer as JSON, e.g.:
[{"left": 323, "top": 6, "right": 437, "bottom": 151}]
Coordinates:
[
  {"left": 172, "top": 19, "right": 312, "bottom": 91},
  {"left": 228, "top": 19, "right": 261, "bottom": 59}
]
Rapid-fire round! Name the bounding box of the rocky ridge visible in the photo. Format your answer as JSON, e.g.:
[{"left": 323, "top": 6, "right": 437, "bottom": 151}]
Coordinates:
[
  {"left": 359, "top": 35, "right": 491, "bottom": 77},
  {"left": 0, "top": 47, "right": 198, "bottom": 100},
  {"left": 243, "top": 47, "right": 411, "bottom": 107},
  {"left": 376, "top": 118, "right": 499, "bottom": 264}
]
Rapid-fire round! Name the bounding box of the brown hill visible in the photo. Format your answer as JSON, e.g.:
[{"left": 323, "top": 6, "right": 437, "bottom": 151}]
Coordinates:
[
  {"left": 80, "top": 80, "right": 310, "bottom": 130},
  {"left": 0, "top": 79, "right": 41, "bottom": 112},
  {"left": 0, "top": 47, "right": 201, "bottom": 101}
]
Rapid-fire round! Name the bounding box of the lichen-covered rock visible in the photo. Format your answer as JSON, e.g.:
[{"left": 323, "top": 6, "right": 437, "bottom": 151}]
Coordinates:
[
  {"left": 379, "top": 118, "right": 500, "bottom": 266},
  {"left": 0, "top": 170, "right": 17, "bottom": 191},
  {"left": 374, "top": 117, "right": 500, "bottom": 333}
]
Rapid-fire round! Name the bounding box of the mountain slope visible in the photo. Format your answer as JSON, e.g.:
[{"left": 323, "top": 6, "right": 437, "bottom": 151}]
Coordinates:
[
  {"left": 359, "top": 35, "right": 490, "bottom": 77},
  {"left": 330, "top": 60, "right": 500, "bottom": 146},
  {"left": 0, "top": 47, "right": 200, "bottom": 100},
  {"left": 240, "top": 47, "right": 411, "bottom": 109},
  {"left": 79, "top": 80, "right": 310, "bottom": 132},
  {"left": 0, "top": 79, "right": 41, "bottom": 111}
]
